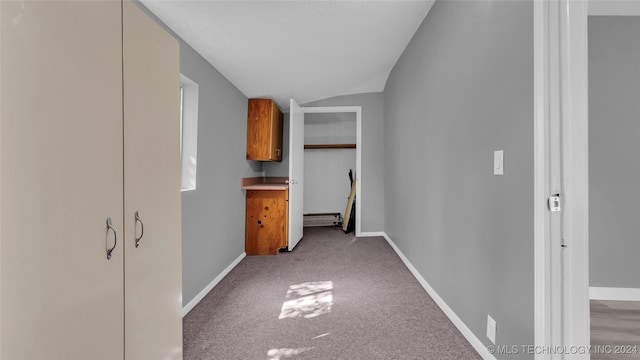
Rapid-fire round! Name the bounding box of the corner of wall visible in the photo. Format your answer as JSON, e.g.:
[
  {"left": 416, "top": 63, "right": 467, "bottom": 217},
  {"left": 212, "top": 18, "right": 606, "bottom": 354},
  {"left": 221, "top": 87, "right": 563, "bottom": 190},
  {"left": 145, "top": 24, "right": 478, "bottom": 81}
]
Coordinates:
[{"left": 381, "top": 232, "right": 496, "bottom": 360}]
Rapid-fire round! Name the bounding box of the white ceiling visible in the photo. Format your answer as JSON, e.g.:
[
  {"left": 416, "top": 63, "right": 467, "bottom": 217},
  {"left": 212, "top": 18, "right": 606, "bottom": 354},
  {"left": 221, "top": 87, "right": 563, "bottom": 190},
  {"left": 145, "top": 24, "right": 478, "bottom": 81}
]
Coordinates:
[{"left": 141, "top": 0, "right": 435, "bottom": 110}]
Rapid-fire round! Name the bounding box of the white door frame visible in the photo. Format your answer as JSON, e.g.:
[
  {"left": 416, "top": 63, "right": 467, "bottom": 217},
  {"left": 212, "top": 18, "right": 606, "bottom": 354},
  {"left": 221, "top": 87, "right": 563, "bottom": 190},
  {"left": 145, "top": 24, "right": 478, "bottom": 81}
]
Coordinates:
[
  {"left": 533, "top": 1, "right": 559, "bottom": 357},
  {"left": 550, "top": 2, "right": 640, "bottom": 359},
  {"left": 300, "top": 106, "right": 362, "bottom": 236},
  {"left": 535, "top": 1, "right": 591, "bottom": 358},
  {"left": 559, "top": 1, "right": 591, "bottom": 355}
]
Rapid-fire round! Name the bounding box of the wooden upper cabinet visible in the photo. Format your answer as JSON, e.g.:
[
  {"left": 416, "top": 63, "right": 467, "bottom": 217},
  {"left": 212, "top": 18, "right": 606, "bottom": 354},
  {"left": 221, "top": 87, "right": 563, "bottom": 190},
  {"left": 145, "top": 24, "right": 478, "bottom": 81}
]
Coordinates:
[{"left": 246, "top": 98, "right": 283, "bottom": 162}]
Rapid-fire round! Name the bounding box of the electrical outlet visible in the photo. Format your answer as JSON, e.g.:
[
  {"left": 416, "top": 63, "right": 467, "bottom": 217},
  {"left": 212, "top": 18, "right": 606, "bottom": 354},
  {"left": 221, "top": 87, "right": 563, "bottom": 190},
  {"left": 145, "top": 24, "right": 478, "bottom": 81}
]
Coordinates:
[
  {"left": 487, "top": 315, "right": 497, "bottom": 344},
  {"left": 493, "top": 150, "right": 504, "bottom": 175}
]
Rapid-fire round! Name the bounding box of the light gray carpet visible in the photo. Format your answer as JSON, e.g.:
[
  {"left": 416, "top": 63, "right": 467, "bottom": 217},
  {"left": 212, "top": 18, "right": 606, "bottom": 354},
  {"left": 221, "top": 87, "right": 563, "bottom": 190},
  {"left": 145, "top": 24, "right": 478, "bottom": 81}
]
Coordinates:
[
  {"left": 591, "top": 300, "right": 640, "bottom": 360},
  {"left": 183, "top": 226, "right": 481, "bottom": 360}
]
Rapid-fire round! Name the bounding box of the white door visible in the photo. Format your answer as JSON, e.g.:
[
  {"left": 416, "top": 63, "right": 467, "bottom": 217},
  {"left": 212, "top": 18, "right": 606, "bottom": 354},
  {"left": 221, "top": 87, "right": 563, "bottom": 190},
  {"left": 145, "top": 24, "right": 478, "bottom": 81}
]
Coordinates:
[
  {"left": 1, "top": 2, "right": 124, "bottom": 359},
  {"left": 288, "top": 99, "right": 304, "bottom": 250},
  {"left": 122, "top": 1, "right": 182, "bottom": 359}
]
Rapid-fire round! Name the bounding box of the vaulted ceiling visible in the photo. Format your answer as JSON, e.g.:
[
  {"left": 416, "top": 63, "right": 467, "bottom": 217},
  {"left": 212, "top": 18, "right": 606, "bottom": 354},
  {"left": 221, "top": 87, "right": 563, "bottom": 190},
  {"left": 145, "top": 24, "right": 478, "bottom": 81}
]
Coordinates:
[{"left": 141, "top": 0, "right": 435, "bottom": 110}]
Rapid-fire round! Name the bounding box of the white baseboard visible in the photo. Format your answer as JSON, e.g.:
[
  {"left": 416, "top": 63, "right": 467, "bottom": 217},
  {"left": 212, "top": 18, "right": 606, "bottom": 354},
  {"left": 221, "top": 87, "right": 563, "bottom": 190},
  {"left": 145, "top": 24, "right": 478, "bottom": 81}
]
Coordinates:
[
  {"left": 358, "top": 231, "right": 386, "bottom": 237},
  {"left": 590, "top": 287, "right": 640, "bottom": 301},
  {"left": 181, "top": 252, "right": 246, "bottom": 317},
  {"left": 381, "top": 233, "right": 496, "bottom": 360}
]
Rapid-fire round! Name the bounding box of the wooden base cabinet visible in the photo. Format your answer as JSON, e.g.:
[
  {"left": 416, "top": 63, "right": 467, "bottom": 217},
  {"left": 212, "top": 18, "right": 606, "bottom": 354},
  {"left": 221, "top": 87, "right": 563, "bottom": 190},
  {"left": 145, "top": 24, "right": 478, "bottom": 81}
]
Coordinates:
[
  {"left": 245, "top": 190, "right": 288, "bottom": 255},
  {"left": 0, "top": 1, "right": 182, "bottom": 359}
]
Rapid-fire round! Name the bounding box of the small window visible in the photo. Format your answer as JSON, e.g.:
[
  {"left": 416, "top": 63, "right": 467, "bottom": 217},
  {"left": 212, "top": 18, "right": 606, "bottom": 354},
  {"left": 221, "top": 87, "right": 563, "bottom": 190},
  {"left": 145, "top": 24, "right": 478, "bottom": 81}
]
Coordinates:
[{"left": 180, "top": 74, "right": 199, "bottom": 191}]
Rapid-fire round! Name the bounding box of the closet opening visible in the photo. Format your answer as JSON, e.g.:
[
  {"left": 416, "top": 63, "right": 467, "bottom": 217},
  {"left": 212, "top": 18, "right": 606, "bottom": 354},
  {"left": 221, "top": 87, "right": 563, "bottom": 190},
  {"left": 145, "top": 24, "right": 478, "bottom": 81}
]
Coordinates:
[
  {"left": 303, "top": 112, "right": 357, "bottom": 233},
  {"left": 298, "top": 106, "right": 362, "bottom": 238}
]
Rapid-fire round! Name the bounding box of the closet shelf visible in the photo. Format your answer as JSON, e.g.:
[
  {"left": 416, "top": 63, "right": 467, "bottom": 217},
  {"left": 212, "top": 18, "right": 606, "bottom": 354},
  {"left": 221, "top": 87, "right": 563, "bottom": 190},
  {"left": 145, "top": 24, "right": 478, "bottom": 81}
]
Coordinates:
[{"left": 304, "top": 144, "right": 356, "bottom": 149}]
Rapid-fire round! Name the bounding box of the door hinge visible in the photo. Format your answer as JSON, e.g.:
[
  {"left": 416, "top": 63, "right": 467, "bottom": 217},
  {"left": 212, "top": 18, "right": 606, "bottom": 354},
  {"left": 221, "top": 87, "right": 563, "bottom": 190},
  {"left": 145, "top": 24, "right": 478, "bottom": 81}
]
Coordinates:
[{"left": 548, "top": 194, "right": 561, "bottom": 212}]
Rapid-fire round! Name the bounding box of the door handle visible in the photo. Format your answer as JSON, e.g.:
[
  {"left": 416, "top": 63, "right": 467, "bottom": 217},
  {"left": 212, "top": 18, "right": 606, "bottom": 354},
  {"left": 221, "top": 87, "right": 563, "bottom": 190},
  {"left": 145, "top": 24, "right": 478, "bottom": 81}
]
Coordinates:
[
  {"left": 134, "top": 211, "right": 144, "bottom": 248},
  {"left": 106, "top": 217, "right": 117, "bottom": 260}
]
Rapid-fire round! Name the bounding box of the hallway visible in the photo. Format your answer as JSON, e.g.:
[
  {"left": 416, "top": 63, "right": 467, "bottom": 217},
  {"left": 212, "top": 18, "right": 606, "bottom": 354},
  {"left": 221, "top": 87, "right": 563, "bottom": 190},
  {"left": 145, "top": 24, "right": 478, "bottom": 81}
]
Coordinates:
[{"left": 183, "top": 227, "right": 480, "bottom": 359}]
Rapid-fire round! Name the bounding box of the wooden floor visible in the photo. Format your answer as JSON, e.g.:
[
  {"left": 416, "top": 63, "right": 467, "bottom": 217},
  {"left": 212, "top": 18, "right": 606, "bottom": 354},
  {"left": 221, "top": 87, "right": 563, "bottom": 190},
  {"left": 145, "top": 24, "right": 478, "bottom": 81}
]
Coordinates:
[{"left": 591, "top": 300, "right": 640, "bottom": 360}]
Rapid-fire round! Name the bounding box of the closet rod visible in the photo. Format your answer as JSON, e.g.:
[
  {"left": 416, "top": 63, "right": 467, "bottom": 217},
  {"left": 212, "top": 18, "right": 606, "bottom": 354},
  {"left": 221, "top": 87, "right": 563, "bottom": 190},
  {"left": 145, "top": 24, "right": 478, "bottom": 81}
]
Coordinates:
[{"left": 304, "top": 144, "right": 356, "bottom": 149}]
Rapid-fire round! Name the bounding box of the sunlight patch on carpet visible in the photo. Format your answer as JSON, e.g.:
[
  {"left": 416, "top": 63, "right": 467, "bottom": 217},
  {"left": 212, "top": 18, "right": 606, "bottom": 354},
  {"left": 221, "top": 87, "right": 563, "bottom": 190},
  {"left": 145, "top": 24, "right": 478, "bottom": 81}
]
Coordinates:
[
  {"left": 279, "top": 281, "right": 333, "bottom": 319},
  {"left": 267, "top": 347, "right": 313, "bottom": 359}
]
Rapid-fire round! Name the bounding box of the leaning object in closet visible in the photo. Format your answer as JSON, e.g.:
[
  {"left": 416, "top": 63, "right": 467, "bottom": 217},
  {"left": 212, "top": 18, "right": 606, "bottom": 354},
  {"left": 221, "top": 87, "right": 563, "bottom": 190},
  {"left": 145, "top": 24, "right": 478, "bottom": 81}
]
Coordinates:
[{"left": 343, "top": 169, "right": 356, "bottom": 234}]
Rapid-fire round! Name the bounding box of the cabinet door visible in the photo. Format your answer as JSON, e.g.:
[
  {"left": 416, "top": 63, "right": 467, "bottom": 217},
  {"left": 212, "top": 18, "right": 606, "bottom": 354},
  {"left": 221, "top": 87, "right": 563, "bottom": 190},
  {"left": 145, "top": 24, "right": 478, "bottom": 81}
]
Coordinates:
[
  {"left": 247, "top": 99, "right": 282, "bottom": 161},
  {"left": 1, "top": 2, "right": 124, "bottom": 359},
  {"left": 122, "top": 2, "right": 182, "bottom": 359},
  {"left": 247, "top": 99, "right": 270, "bottom": 160},
  {"left": 245, "top": 190, "right": 288, "bottom": 255}
]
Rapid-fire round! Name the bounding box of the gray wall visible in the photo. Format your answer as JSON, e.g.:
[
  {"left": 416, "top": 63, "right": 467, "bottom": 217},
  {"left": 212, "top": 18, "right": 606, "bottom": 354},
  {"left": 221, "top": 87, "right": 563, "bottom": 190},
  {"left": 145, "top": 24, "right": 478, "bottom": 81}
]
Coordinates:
[
  {"left": 383, "top": 1, "right": 534, "bottom": 358},
  {"left": 137, "top": 2, "right": 264, "bottom": 306},
  {"left": 589, "top": 16, "right": 640, "bottom": 289},
  {"left": 266, "top": 93, "right": 385, "bottom": 233}
]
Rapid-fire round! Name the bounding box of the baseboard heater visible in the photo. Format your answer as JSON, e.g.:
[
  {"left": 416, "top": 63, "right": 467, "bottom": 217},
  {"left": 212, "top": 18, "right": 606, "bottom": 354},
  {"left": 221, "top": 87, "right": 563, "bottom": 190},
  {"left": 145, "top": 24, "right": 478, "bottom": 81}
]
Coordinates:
[{"left": 303, "top": 213, "right": 343, "bottom": 227}]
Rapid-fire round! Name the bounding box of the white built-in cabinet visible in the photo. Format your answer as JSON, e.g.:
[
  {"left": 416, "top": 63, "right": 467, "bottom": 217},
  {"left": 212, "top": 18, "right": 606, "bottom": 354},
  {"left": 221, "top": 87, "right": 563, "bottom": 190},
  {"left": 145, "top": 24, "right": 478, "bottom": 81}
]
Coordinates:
[{"left": 0, "top": 1, "right": 182, "bottom": 359}]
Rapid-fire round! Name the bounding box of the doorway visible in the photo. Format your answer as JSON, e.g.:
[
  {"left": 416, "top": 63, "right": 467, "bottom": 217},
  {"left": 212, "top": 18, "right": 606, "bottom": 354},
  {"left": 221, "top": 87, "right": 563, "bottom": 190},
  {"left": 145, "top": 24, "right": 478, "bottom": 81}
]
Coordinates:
[
  {"left": 303, "top": 112, "right": 357, "bottom": 231},
  {"left": 300, "top": 106, "right": 362, "bottom": 236},
  {"left": 544, "top": 0, "right": 640, "bottom": 356},
  {"left": 282, "top": 100, "right": 363, "bottom": 251},
  {"left": 587, "top": 11, "right": 640, "bottom": 358}
]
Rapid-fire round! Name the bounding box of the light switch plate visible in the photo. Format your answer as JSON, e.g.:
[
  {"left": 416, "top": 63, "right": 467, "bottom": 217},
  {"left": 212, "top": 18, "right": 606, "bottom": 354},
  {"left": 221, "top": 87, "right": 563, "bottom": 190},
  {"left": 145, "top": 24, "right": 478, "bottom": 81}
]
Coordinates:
[
  {"left": 494, "top": 150, "right": 504, "bottom": 175},
  {"left": 487, "top": 315, "right": 497, "bottom": 344}
]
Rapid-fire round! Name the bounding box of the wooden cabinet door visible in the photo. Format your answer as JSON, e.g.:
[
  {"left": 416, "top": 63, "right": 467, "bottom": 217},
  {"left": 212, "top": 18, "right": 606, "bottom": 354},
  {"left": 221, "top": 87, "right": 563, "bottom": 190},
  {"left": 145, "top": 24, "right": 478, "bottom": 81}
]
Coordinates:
[
  {"left": 246, "top": 99, "right": 283, "bottom": 161},
  {"left": 1, "top": 2, "right": 124, "bottom": 359},
  {"left": 246, "top": 190, "right": 288, "bottom": 255},
  {"left": 122, "top": 2, "right": 182, "bottom": 359}
]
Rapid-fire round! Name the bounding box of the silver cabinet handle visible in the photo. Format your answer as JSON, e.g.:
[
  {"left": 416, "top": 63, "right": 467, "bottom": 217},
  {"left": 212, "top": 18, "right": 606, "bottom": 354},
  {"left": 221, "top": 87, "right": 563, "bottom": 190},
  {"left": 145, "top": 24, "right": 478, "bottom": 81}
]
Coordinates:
[
  {"left": 106, "top": 217, "right": 117, "bottom": 260},
  {"left": 134, "top": 211, "right": 144, "bottom": 248}
]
